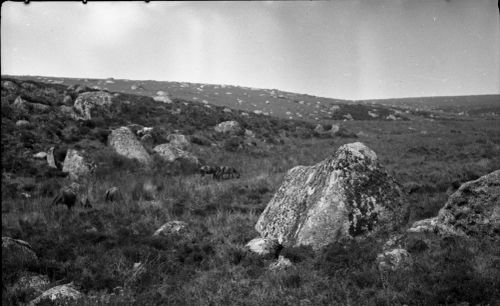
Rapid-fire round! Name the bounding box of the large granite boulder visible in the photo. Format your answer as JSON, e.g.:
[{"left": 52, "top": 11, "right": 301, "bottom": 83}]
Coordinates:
[
  {"left": 214, "top": 121, "right": 241, "bottom": 134},
  {"left": 2, "top": 237, "right": 38, "bottom": 270},
  {"left": 109, "top": 127, "right": 152, "bottom": 165},
  {"left": 408, "top": 170, "right": 500, "bottom": 238},
  {"left": 73, "top": 91, "right": 113, "bottom": 120},
  {"left": 62, "top": 149, "right": 94, "bottom": 180},
  {"left": 153, "top": 143, "right": 198, "bottom": 165},
  {"left": 255, "top": 142, "right": 408, "bottom": 250}
]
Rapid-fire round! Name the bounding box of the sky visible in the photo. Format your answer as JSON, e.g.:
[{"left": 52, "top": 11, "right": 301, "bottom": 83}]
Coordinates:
[{"left": 1, "top": 1, "right": 499, "bottom": 100}]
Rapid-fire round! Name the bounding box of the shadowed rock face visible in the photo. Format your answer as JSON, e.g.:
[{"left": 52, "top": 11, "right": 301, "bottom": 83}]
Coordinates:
[
  {"left": 108, "top": 127, "right": 152, "bottom": 165},
  {"left": 409, "top": 169, "right": 500, "bottom": 238},
  {"left": 256, "top": 142, "right": 408, "bottom": 250}
]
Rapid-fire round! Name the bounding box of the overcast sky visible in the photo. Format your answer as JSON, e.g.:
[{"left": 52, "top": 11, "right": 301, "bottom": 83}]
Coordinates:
[{"left": 2, "top": 1, "right": 499, "bottom": 100}]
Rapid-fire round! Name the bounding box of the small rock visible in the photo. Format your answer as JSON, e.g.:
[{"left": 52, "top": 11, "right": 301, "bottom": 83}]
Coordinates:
[
  {"left": 63, "top": 95, "right": 73, "bottom": 105},
  {"left": 153, "top": 221, "right": 188, "bottom": 236},
  {"left": 245, "top": 129, "right": 255, "bottom": 138},
  {"left": 245, "top": 237, "right": 280, "bottom": 257},
  {"left": 214, "top": 121, "right": 241, "bottom": 134},
  {"left": 16, "top": 120, "right": 30, "bottom": 128},
  {"left": 153, "top": 143, "right": 198, "bottom": 165},
  {"left": 167, "top": 133, "right": 190, "bottom": 150},
  {"left": 153, "top": 95, "right": 172, "bottom": 103},
  {"left": 46, "top": 147, "right": 58, "bottom": 169},
  {"left": 376, "top": 248, "right": 412, "bottom": 272},
  {"left": 13, "top": 96, "right": 28, "bottom": 111},
  {"left": 139, "top": 133, "right": 154, "bottom": 150},
  {"left": 268, "top": 255, "right": 293, "bottom": 272}
]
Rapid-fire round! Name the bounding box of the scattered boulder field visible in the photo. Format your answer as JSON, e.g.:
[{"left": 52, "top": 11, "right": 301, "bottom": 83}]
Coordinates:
[{"left": 2, "top": 75, "right": 499, "bottom": 304}]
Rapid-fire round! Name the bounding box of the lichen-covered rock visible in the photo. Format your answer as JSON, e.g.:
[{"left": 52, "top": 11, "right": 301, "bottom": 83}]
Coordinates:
[
  {"left": 153, "top": 143, "right": 199, "bottom": 165},
  {"left": 73, "top": 91, "right": 113, "bottom": 120},
  {"left": 109, "top": 127, "right": 152, "bottom": 165},
  {"left": 408, "top": 170, "right": 500, "bottom": 238},
  {"left": 245, "top": 237, "right": 280, "bottom": 257},
  {"left": 11, "top": 273, "right": 50, "bottom": 301},
  {"left": 214, "top": 121, "right": 241, "bottom": 134},
  {"left": 167, "top": 133, "right": 190, "bottom": 150},
  {"left": 376, "top": 248, "right": 412, "bottom": 271},
  {"left": 62, "top": 149, "right": 94, "bottom": 180},
  {"left": 29, "top": 283, "right": 83, "bottom": 306},
  {"left": 153, "top": 221, "right": 188, "bottom": 236},
  {"left": 268, "top": 256, "right": 293, "bottom": 272},
  {"left": 255, "top": 142, "right": 408, "bottom": 250},
  {"left": 2, "top": 237, "right": 38, "bottom": 269}
]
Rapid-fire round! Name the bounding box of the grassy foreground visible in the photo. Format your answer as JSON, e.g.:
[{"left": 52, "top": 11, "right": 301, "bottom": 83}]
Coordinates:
[
  {"left": 3, "top": 115, "right": 500, "bottom": 305},
  {"left": 2, "top": 77, "right": 500, "bottom": 305}
]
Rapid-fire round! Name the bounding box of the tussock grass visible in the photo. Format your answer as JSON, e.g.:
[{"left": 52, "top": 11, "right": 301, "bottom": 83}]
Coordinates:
[{"left": 3, "top": 76, "right": 500, "bottom": 304}]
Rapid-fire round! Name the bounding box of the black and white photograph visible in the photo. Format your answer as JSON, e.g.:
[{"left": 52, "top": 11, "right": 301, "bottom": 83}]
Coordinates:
[{"left": 1, "top": 1, "right": 499, "bottom": 305}]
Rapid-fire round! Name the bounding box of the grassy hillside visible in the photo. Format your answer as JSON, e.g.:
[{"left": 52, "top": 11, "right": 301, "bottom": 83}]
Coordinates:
[
  {"left": 5, "top": 75, "right": 413, "bottom": 122},
  {"left": 2, "top": 76, "right": 500, "bottom": 305},
  {"left": 359, "top": 94, "right": 500, "bottom": 116}
]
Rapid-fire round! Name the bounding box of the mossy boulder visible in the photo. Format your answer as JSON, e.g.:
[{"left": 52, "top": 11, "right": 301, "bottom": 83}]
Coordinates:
[{"left": 255, "top": 142, "right": 408, "bottom": 250}]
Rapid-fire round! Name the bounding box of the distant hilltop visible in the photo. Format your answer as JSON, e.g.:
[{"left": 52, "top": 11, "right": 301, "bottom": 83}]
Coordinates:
[{"left": 3, "top": 75, "right": 499, "bottom": 120}]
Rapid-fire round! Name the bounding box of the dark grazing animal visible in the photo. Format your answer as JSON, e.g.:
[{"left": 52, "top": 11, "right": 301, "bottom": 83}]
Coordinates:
[
  {"left": 214, "top": 166, "right": 240, "bottom": 180},
  {"left": 105, "top": 187, "right": 121, "bottom": 202},
  {"left": 200, "top": 165, "right": 220, "bottom": 178},
  {"left": 51, "top": 183, "right": 93, "bottom": 209},
  {"left": 51, "top": 187, "right": 78, "bottom": 209},
  {"left": 200, "top": 165, "right": 240, "bottom": 180}
]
